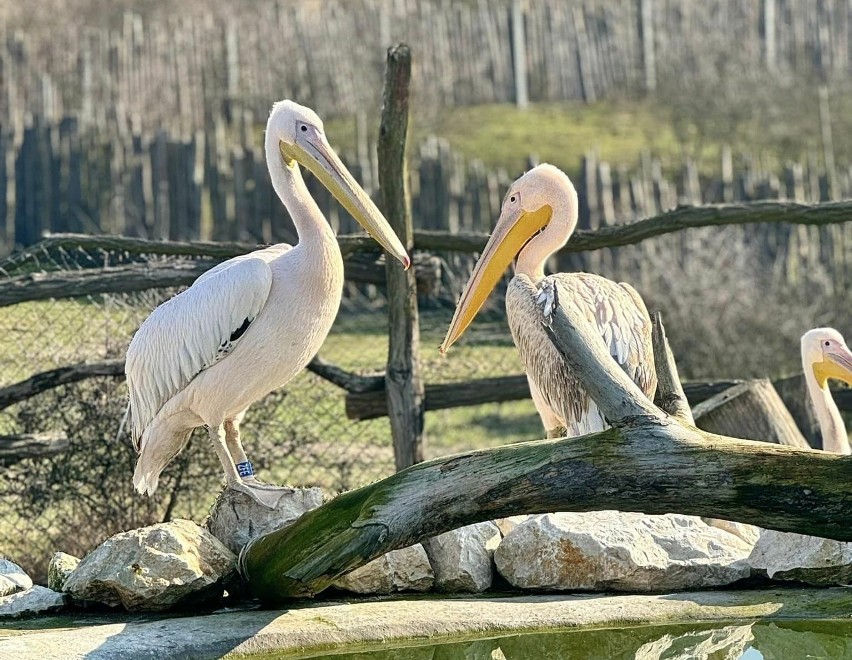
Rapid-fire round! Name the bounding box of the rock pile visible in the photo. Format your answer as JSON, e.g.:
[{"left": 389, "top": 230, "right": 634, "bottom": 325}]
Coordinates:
[{"left": 7, "top": 485, "right": 852, "bottom": 617}]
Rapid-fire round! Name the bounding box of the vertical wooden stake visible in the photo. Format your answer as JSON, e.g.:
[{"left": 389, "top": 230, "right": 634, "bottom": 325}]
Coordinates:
[
  {"left": 378, "top": 44, "right": 425, "bottom": 470},
  {"left": 511, "top": 0, "right": 529, "bottom": 108}
]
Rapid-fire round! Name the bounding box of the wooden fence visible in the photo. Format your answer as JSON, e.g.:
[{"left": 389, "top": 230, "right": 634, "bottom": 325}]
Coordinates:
[
  {"left": 3, "top": 108, "right": 852, "bottom": 291},
  {"left": 4, "top": 0, "right": 852, "bottom": 130}
]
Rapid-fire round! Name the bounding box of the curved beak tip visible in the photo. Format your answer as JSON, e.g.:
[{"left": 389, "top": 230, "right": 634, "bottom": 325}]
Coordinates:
[{"left": 402, "top": 255, "right": 412, "bottom": 270}]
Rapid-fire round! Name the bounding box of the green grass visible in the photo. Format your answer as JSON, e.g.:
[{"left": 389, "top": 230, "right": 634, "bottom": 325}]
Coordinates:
[
  {"left": 322, "top": 89, "right": 852, "bottom": 180},
  {"left": 325, "top": 99, "right": 681, "bottom": 177}
]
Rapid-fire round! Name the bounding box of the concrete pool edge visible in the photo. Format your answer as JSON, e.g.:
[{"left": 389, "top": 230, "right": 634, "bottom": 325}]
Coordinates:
[{"left": 1, "top": 588, "right": 851, "bottom": 659}]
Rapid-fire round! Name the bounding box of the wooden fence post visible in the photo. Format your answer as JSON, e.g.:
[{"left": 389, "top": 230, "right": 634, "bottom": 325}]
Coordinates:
[
  {"left": 510, "top": 0, "right": 529, "bottom": 108},
  {"left": 378, "top": 44, "right": 425, "bottom": 471}
]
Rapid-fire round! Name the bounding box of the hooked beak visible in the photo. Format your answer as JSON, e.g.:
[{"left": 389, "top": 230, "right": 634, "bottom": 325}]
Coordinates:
[
  {"left": 815, "top": 344, "right": 852, "bottom": 387},
  {"left": 439, "top": 204, "right": 552, "bottom": 354},
  {"left": 280, "top": 136, "right": 410, "bottom": 269}
]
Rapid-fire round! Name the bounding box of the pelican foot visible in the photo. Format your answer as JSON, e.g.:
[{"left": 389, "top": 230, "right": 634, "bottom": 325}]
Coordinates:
[{"left": 228, "top": 480, "right": 293, "bottom": 509}]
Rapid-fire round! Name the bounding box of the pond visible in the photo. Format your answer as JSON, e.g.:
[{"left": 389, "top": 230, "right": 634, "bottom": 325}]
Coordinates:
[{"left": 277, "top": 620, "right": 852, "bottom": 659}]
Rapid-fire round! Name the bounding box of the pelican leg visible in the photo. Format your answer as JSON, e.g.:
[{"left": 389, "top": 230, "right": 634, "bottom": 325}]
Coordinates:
[
  {"left": 220, "top": 419, "right": 289, "bottom": 509},
  {"left": 208, "top": 424, "right": 242, "bottom": 485},
  {"left": 224, "top": 418, "right": 251, "bottom": 472}
]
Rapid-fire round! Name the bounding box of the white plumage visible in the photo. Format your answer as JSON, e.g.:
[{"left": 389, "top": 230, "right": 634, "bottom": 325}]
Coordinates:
[
  {"left": 801, "top": 327, "right": 852, "bottom": 454},
  {"left": 441, "top": 164, "right": 656, "bottom": 437},
  {"left": 126, "top": 101, "right": 408, "bottom": 505}
]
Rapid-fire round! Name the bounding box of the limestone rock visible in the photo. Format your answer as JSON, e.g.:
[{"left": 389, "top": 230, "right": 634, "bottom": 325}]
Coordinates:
[
  {"left": 702, "top": 518, "right": 762, "bottom": 547},
  {"left": 748, "top": 530, "right": 852, "bottom": 585},
  {"left": 205, "top": 485, "right": 323, "bottom": 554},
  {"left": 63, "top": 519, "right": 236, "bottom": 611},
  {"left": 494, "top": 516, "right": 529, "bottom": 537},
  {"left": 0, "top": 559, "right": 32, "bottom": 597},
  {"left": 0, "top": 586, "right": 66, "bottom": 618},
  {"left": 494, "top": 512, "right": 752, "bottom": 591},
  {"left": 333, "top": 544, "right": 433, "bottom": 594},
  {"left": 47, "top": 552, "right": 80, "bottom": 592},
  {"left": 423, "top": 522, "right": 501, "bottom": 593}
]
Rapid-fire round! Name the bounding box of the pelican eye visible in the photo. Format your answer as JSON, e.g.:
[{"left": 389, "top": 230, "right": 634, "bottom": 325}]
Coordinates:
[
  {"left": 825, "top": 340, "right": 831, "bottom": 347},
  {"left": 510, "top": 196, "right": 516, "bottom": 203},
  {"left": 300, "top": 124, "right": 308, "bottom": 132}
]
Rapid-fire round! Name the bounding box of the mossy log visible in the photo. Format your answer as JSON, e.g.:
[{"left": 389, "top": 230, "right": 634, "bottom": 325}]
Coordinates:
[{"left": 240, "top": 275, "right": 852, "bottom": 603}]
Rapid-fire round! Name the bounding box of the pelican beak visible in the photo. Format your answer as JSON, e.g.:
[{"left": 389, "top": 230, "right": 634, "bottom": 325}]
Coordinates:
[
  {"left": 815, "top": 344, "right": 852, "bottom": 387},
  {"left": 440, "top": 204, "right": 552, "bottom": 354},
  {"left": 280, "top": 135, "right": 410, "bottom": 269}
]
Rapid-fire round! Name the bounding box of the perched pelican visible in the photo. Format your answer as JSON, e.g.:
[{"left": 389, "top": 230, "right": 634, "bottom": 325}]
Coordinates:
[
  {"left": 127, "top": 100, "right": 409, "bottom": 505},
  {"left": 440, "top": 164, "right": 656, "bottom": 437},
  {"left": 801, "top": 328, "right": 852, "bottom": 454}
]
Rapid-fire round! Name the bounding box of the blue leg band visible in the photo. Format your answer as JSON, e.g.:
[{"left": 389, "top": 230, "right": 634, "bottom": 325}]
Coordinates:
[{"left": 236, "top": 461, "right": 255, "bottom": 478}]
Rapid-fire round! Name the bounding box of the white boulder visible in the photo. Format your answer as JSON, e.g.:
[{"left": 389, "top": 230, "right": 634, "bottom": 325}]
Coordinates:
[
  {"left": 423, "top": 522, "right": 501, "bottom": 593},
  {"left": 0, "top": 586, "right": 66, "bottom": 619},
  {"left": 205, "top": 485, "right": 324, "bottom": 554},
  {"left": 63, "top": 519, "right": 236, "bottom": 611},
  {"left": 494, "top": 512, "right": 752, "bottom": 591},
  {"left": 0, "top": 559, "right": 32, "bottom": 597},
  {"left": 748, "top": 530, "right": 852, "bottom": 585},
  {"left": 333, "top": 544, "right": 433, "bottom": 594}
]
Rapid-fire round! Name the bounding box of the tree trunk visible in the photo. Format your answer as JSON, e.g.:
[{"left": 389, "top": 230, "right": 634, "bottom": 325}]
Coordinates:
[
  {"left": 693, "top": 380, "right": 810, "bottom": 449},
  {"left": 239, "top": 275, "right": 852, "bottom": 603}
]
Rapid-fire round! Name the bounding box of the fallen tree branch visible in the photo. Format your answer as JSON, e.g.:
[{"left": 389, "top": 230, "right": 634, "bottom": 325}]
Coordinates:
[
  {"left": 28, "top": 199, "right": 852, "bottom": 265},
  {"left": 413, "top": 199, "right": 852, "bottom": 253},
  {"left": 239, "top": 274, "right": 852, "bottom": 602},
  {"left": 0, "top": 432, "right": 69, "bottom": 463},
  {"left": 0, "top": 263, "right": 213, "bottom": 308},
  {"left": 0, "top": 355, "right": 379, "bottom": 412},
  {"left": 0, "top": 360, "right": 126, "bottom": 410}
]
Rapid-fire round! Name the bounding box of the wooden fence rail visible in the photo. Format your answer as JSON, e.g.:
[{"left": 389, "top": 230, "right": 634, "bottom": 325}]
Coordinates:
[{"left": 4, "top": 115, "right": 851, "bottom": 293}]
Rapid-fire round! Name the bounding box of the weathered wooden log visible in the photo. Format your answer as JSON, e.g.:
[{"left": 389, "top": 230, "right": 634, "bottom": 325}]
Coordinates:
[
  {"left": 0, "top": 432, "right": 69, "bottom": 463},
  {"left": 0, "top": 263, "right": 213, "bottom": 308},
  {"left": 413, "top": 199, "right": 852, "bottom": 254},
  {"left": 0, "top": 360, "right": 126, "bottom": 410},
  {"left": 239, "top": 275, "right": 852, "bottom": 602},
  {"left": 0, "top": 356, "right": 378, "bottom": 412},
  {"left": 345, "top": 373, "right": 851, "bottom": 421},
  {"left": 650, "top": 311, "right": 694, "bottom": 424},
  {"left": 345, "top": 375, "right": 531, "bottom": 420},
  {"left": 35, "top": 197, "right": 852, "bottom": 264},
  {"left": 693, "top": 380, "right": 811, "bottom": 449},
  {"left": 1, "top": 253, "right": 438, "bottom": 308},
  {"left": 379, "top": 44, "right": 425, "bottom": 471}
]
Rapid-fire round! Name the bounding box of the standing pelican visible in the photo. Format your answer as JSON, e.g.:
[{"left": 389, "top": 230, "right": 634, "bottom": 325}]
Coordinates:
[
  {"left": 801, "top": 328, "right": 852, "bottom": 454},
  {"left": 127, "top": 100, "right": 409, "bottom": 505},
  {"left": 441, "top": 164, "right": 655, "bottom": 437}
]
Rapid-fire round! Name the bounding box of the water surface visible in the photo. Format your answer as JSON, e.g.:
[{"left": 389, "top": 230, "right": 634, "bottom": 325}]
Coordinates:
[{"left": 288, "top": 620, "right": 852, "bottom": 659}]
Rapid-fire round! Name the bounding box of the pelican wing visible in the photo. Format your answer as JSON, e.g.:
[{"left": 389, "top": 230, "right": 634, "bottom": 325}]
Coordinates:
[
  {"left": 126, "top": 255, "right": 279, "bottom": 447},
  {"left": 507, "top": 272, "right": 656, "bottom": 436}
]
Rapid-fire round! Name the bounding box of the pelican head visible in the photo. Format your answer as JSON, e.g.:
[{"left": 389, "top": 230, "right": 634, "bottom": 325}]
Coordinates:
[
  {"left": 268, "top": 100, "right": 409, "bottom": 268},
  {"left": 802, "top": 327, "right": 852, "bottom": 388},
  {"left": 440, "top": 164, "right": 578, "bottom": 354}
]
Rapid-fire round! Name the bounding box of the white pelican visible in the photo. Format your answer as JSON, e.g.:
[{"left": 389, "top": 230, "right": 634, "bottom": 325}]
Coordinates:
[
  {"left": 440, "top": 164, "right": 656, "bottom": 437},
  {"left": 801, "top": 328, "right": 852, "bottom": 454},
  {"left": 127, "top": 100, "right": 409, "bottom": 505}
]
